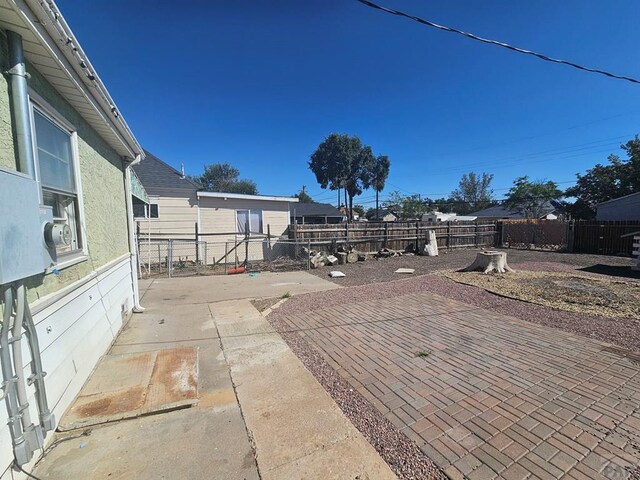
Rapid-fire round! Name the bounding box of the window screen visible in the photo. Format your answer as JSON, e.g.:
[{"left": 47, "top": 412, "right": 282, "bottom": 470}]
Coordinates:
[
  {"left": 149, "top": 204, "right": 159, "bottom": 218},
  {"left": 237, "top": 210, "right": 249, "bottom": 234},
  {"left": 33, "top": 109, "right": 75, "bottom": 193},
  {"left": 250, "top": 210, "right": 263, "bottom": 233},
  {"left": 133, "top": 203, "right": 146, "bottom": 218}
]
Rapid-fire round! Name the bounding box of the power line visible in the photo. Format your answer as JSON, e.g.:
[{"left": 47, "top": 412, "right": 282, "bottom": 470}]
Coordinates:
[{"left": 354, "top": 0, "right": 640, "bottom": 84}]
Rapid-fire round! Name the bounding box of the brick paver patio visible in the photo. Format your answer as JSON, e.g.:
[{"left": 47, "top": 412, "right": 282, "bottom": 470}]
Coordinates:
[{"left": 279, "top": 292, "right": 640, "bottom": 479}]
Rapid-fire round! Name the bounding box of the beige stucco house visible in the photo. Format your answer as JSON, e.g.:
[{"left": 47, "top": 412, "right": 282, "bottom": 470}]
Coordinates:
[{"left": 0, "top": 0, "right": 144, "bottom": 475}]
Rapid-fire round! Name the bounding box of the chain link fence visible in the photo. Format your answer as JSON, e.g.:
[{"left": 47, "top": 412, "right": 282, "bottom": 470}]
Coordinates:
[{"left": 137, "top": 236, "right": 312, "bottom": 278}]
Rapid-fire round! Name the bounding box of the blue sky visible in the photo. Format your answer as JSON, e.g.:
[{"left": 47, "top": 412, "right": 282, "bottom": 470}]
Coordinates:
[{"left": 59, "top": 0, "right": 640, "bottom": 207}]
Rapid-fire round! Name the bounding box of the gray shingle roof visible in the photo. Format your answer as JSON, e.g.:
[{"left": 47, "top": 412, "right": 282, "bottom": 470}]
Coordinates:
[
  {"left": 132, "top": 150, "right": 199, "bottom": 194},
  {"left": 471, "top": 201, "right": 558, "bottom": 219},
  {"left": 291, "top": 203, "right": 343, "bottom": 217},
  {"left": 470, "top": 205, "right": 525, "bottom": 219}
]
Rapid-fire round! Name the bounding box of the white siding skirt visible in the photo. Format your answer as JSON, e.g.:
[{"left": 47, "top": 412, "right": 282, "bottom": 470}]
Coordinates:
[{"left": 0, "top": 256, "right": 134, "bottom": 478}]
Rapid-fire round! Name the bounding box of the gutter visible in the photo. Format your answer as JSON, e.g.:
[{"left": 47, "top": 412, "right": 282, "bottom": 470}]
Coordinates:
[
  {"left": 124, "top": 154, "right": 144, "bottom": 312},
  {"left": 20, "top": 0, "right": 143, "bottom": 159}
]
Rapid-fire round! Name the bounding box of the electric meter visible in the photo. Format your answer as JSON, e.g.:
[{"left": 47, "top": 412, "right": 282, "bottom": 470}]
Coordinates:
[{"left": 44, "top": 222, "right": 71, "bottom": 248}]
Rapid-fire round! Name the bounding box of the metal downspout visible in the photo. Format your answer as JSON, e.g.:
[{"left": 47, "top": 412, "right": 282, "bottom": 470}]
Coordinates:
[
  {"left": 6, "top": 31, "right": 35, "bottom": 179},
  {"left": 3, "top": 31, "right": 55, "bottom": 468},
  {"left": 125, "top": 155, "right": 145, "bottom": 312}
]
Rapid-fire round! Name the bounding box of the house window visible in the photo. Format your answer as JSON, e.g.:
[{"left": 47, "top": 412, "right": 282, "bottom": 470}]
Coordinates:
[
  {"left": 32, "top": 105, "right": 82, "bottom": 257},
  {"left": 133, "top": 203, "right": 159, "bottom": 219},
  {"left": 236, "top": 209, "right": 263, "bottom": 234}
]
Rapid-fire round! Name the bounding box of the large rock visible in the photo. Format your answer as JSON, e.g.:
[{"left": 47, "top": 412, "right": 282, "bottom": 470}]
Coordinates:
[{"left": 325, "top": 255, "right": 339, "bottom": 266}]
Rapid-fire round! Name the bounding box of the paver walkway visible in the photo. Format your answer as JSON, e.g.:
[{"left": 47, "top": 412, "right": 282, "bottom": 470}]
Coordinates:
[{"left": 278, "top": 292, "right": 640, "bottom": 479}]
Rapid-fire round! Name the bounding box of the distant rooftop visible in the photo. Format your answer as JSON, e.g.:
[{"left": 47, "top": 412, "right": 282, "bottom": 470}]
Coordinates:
[
  {"left": 291, "top": 203, "right": 343, "bottom": 217},
  {"left": 471, "top": 201, "right": 559, "bottom": 219},
  {"left": 132, "top": 150, "right": 200, "bottom": 194}
]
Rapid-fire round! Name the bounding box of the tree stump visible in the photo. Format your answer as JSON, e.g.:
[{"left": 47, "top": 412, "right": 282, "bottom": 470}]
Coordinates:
[
  {"left": 463, "top": 251, "right": 514, "bottom": 274},
  {"left": 346, "top": 252, "right": 358, "bottom": 263}
]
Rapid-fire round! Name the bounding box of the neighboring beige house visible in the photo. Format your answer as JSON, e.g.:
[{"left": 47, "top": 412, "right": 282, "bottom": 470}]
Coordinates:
[
  {"left": 133, "top": 150, "right": 199, "bottom": 240},
  {"left": 0, "top": 1, "right": 144, "bottom": 476},
  {"left": 198, "top": 191, "right": 297, "bottom": 264},
  {"left": 133, "top": 152, "right": 298, "bottom": 266}
]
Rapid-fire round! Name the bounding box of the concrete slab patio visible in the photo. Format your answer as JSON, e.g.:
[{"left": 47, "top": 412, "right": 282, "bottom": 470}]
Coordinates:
[
  {"left": 277, "top": 292, "right": 640, "bottom": 480},
  {"left": 140, "top": 270, "right": 339, "bottom": 306},
  {"left": 33, "top": 271, "right": 394, "bottom": 480}
]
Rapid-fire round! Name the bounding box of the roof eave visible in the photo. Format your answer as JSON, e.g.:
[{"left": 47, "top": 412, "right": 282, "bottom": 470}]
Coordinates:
[
  {"left": 5, "top": 0, "right": 143, "bottom": 159},
  {"left": 197, "top": 191, "right": 298, "bottom": 203}
]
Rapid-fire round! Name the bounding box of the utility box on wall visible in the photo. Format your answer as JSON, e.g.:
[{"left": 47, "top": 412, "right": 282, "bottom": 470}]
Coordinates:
[{"left": 0, "top": 169, "right": 49, "bottom": 284}]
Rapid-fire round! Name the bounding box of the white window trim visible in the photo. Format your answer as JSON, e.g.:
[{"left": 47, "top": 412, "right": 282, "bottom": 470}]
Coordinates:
[
  {"left": 134, "top": 197, "right": 159, "bottom": 220},
  {"left": 28, "top": 90, "right": 89, "bottom": 265}
]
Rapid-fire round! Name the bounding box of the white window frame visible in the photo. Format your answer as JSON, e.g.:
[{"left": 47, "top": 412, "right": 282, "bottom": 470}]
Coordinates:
[
  {"left": 28, "top": 90, "right": 88, "bottom": 268},
  {"left": 133, "top": 202, "right": 159, "bottom": 220},
  {"left": 236, "top": 209, "right": 263, "bottom": 235}
]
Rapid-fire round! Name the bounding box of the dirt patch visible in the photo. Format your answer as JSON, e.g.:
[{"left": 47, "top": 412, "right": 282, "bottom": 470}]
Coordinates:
[
  {"left": 440, "top": 270, "right": 640, "bottom": 319},
  {"left": 250, "top": 297, "right": 281, "bottom": 313},
  {"left": 309, "top": 248, "right": 635, "bottom": 287}
]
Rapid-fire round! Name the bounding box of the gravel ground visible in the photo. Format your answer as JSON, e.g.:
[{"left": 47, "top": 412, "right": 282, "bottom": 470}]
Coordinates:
[
  {"left": 441, "top": 269, "right": 640, "bottom": 319},
  {"left": 308, "top": 248, "right": 637, "bottom": 287},
  {"left": 250, "top": 297, "right": 281, "bottom": 313}
]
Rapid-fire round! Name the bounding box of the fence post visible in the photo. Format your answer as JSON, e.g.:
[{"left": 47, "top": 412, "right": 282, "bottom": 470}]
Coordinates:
[
  {"left": 224, "top": 242, "right": 228, "bottom": 275},
  {"left": 267, "top": 224, "right": 272, "bottom": 250},
  {"left": 195, "top": 222, "right": 199, "bottom": 263},
  {"left": 168, "top": 240, "right": 173, "bottom": 278},
  {"left": 447, "top": 222, "right": 451, "bottom": 250},
  {"left": 566, "top": 220, "right": 575, "bottom": 252},
  {"left": 203, "top": 242, "right": 208, "bottom": 271},
  {"left": 474, "top": 220, "right": 478, "bottom": 248},
  {"left": 384, "top": 223, "right": 388, "bottom": 248},
  {"left": 307, "top": 240, "right": 311, "bottom": 270}
]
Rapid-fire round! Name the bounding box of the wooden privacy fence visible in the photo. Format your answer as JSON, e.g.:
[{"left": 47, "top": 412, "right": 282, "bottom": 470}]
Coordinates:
[
  {"left": 291, "top": 221, "right": 498, "bottom": 252},
  {"left": 571, "top": 220, "right": 640, "bottom": 256},
  {"left": 500, "top": 219, "right": 568, "bottom": 250}
]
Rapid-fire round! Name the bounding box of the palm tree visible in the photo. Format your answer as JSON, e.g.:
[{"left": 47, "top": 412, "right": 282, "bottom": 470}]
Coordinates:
[{"left": 370, "top": 155, "right": 390, "bottom": 220}]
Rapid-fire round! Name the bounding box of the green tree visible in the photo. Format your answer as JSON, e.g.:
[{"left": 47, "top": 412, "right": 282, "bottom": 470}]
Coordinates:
[
  {"left": 352, "top": 205, "right": 366, "bottom": 218},
  {"left": 428, "top": 197, "right": 457, "bottom": 213},
  {"left": 369, "top": 155, "right": 391, "bottom": 220},
  {"left": 294, "top": 186, "right": 314, "bottom": 203},
  {"left": 198, "top": 163, "right": 258, "bottom": 194},
  {"left": 451, "top": 172, "right": 494, "bottom": 214},
  {"left": 565, "top": 136, "right": 640, "bottom": 218},
  {"left": 382, "top": 191, "right": 427, "bottom": 219},
  {"left": 309, "top": 133, "right": 374, "bottom": 220},
  {"left": 504, "top": 176, "right": 562, "bottom": 218}
]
